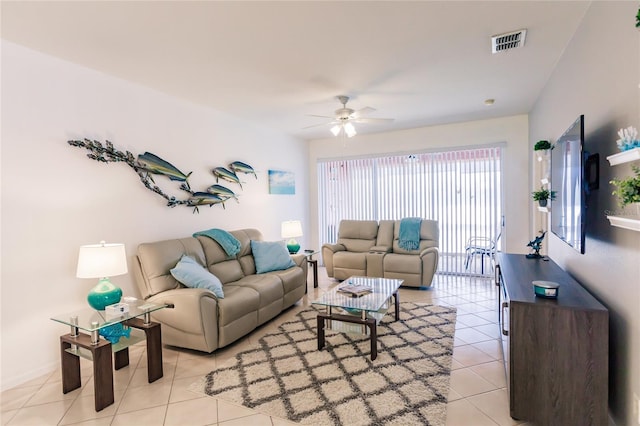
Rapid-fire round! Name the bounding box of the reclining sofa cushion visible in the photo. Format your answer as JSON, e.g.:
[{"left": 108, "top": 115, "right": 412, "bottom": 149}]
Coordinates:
[
  {"left": 391, "top": 220, "right": 439, "bottom": 254},
  {"left": 135, "top": 237, "right": 206, "bottom": 299},
  {"left": 216, "top": 285, "right": 260, "bottom": 346},
  {"left": 196, "top": 229, "right": 261, "bottom": 283},
  {"left": 337, "top": 220, "right": 379, "bottom": 251}
]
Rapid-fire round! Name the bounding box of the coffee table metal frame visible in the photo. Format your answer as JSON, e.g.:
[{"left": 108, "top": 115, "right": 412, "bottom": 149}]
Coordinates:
[
  {"left": 312, "top": 276, "right": 402, "bottom": 360},
  {"left": 51, "top": 302, "right": 169, "bottom": 411}
]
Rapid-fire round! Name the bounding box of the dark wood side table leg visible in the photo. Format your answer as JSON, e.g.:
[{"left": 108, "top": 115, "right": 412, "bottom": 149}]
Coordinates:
[
  {"left": 60, "top": 339, "right": 81, "bottom": 394},
  {"left": 60, "top": 333, "right": 114, "bottom": 411},
  {"left": 393, "top": 291, "right": 400, "bottom": 321},
  {"left": 92, "top": 343, "right": 114, "bottom": 411},
  {"left": 144, "top": 323, "right": 163, "bottom": 382},
  {"left": 124, "top": 318, "right": 163, "bottom": 383},
  {"left": 367, "top": 318, "right": 377, "bottom": 360},
  {"left": 317, "top": 313, "right": 379, "bottom": 360},
  {"left": 310, "top": 259, "right": 318, "bottom": 288},
  {"left": 317, "top": 314, "right": 326, "bottom": 350},
  {"left": 114, "top": 348, "right": 129, "bottom": 370}
]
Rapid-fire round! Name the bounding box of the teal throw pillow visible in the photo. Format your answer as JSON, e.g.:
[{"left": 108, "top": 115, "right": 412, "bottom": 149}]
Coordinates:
[
  {"left": 251, "top": 240, "right": 296, "bottom": 274},
  {"left": 170, "top": 255, "right": 224, "bottom": 299}
]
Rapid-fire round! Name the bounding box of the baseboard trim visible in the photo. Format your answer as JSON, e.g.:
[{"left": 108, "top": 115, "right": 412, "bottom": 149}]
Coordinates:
[{"left": 1, "top": 360, "right": 58, "bottom": 392}]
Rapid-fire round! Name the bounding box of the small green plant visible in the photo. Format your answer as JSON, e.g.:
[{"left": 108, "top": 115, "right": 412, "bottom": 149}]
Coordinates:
[
  {"left": 534, "top": 140, "right": 552, "bottom": 151},
  {"left": 636, "top": 7, "right": 639, "bottom": 28},
  {"left": 532, "top": 187, "right": 555, "bottom": 202},
  {"left": 610, "top": 165, "right": 640, "bottom": 207}
]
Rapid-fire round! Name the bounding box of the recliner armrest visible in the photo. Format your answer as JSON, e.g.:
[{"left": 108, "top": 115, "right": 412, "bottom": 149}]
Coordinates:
[
  {"left": 146, "top": 288, "right": 218, "bottom": 335},
  {"left": 369, "top": 245, "right": 391, "bottom": 253},
  {"left": 419, "top": 246, "right": 439, "bottom": 258},
  {"left": 322, "top": 243, "right": 346, "bottom": 253},
  {"left": 290, "top": 253, "right": 306, "bottom": 267},
  {"left": 322, "top": 243, "right": 346, "bottom": 278}
]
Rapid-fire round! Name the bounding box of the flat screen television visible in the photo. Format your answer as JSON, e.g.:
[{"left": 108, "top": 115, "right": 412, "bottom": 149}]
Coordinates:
[{"left": 550, "top": 115, "right": 587, "bottom": 254}]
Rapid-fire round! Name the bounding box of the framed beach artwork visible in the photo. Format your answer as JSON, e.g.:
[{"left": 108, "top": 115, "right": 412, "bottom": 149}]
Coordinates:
[{"left": 268, "top": 170, "right": 295, "bottom": 194}]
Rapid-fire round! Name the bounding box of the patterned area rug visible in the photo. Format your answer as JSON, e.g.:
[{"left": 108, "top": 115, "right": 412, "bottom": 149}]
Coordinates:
[{"left": 190, "top": 302, "right": 456, "bottom": 426}]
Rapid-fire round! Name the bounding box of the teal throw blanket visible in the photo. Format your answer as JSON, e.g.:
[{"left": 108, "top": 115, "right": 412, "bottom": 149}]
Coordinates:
[
  {"left": 398, "top": 217, "right": 422, "bottom": 250},
  {"left": 193, "top": 228, "right": 241, "bottom": 257}
]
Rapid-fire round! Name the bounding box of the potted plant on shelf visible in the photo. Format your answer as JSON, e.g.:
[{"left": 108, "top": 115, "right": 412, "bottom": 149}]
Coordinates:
[
  {"left": 532, "top": 188, "right": 555, "bottom": 207},
  {"left": 610, "top": 165, "right": 640, "bottom": 213},
  {"left": 534, "top": 140, "right": 552, "bottom": 162},
  {"left": 534, "top": 140, "right": 552, "bottom": 151}
]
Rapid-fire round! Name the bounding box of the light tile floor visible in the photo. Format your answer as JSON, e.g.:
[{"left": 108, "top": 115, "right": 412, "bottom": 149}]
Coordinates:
[{"left": 1, "top": 268, "right": 532, "bottom": 426}]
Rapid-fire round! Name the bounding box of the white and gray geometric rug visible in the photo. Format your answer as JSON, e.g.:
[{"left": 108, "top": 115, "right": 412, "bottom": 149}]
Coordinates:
[{"left": 190, "top": 302, "right": 456, "bottom": 426}]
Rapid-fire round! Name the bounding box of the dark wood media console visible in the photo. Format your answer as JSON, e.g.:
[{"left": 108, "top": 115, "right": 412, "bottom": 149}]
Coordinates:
[{"left": 496, "top": 253, "right": 608, "bottom": 425}]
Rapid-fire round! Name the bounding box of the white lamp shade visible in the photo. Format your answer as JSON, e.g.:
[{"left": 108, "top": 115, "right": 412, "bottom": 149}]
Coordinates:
[
  {"left": 281, "top": 220, "right": 303, "bottom": 239},
  {"left": 76, "top": 242, "right": 128, "bottom": 278}
]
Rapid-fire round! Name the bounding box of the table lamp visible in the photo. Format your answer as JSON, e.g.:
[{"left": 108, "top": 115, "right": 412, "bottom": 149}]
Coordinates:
[
  {"left": 281, "top": 220, "right": 303, "bottom": 254},
  {"left": 76, "top": 241, "right": 128, "bottom": 310}
]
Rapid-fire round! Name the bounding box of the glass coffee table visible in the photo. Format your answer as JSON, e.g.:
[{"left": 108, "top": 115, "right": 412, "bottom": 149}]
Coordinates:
[
  {"left": 312, "top": 276, "right": 403, "bottom": 360},
  {"left": 51, "top": 301, "right": 169, "bottom": 411}
]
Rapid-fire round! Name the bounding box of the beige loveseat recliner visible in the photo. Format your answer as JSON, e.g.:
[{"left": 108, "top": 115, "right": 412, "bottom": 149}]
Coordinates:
[
  {"left": 322, "top": 219, "right": 439, "bottom": 287},
  {"left": 132, "top": 229, "right": 307, "bottom": 353}
]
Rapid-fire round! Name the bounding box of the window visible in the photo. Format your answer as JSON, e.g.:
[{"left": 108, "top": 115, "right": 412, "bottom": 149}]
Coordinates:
[{"left": 317, "top": 145, "right": 503, "bottom": 274}]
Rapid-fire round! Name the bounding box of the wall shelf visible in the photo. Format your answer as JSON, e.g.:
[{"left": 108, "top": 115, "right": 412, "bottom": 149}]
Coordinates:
[
  {"left": 606, "top": 216, "right": 640, "bottom": 232},
  {"left": 606, "top": 148, "right": 640, "bottom": 166},
  {"left": 537, "top": 206, "right": 549, "bottom": 213}
]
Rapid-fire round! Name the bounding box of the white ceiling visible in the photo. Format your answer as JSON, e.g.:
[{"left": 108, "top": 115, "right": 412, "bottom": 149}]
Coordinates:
[{"left": 1, "top": 1, "right": 590, "bottom": 140}]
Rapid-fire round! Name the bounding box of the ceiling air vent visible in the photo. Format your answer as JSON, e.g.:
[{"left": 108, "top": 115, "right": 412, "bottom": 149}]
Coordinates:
[{"left": 492, "top": 29, "right": 527, "bottom": 54}]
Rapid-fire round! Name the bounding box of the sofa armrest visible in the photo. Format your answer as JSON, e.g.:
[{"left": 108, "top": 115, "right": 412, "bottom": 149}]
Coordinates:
[
  {"left": 322, "top": 243, "right": 346, "bottom": 278},
  {"left": 147, "top": 288, "right": 218, "bottom": 335},
  {"left": 290, "top": 253, "right": 306, "bottom": 267},
  {"left": 419, "top": 247, "right": 439, "bottom": 287},
  {"left": 322, "top": 243, "right": 346, "bottom": 253},
  {"left": 419, "top": 246, "right": 439, "bottom": 258},
  {"left": 370, "top": 245, "right": 391, "bottom": 253}
]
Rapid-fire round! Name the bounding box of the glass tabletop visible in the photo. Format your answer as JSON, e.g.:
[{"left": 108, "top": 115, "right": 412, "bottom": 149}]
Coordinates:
[
  {"left": 302, "top": 249, "right": 319, "bottom": 258},
  {"left": 51, "top": 300, "right": 166, "bottom": 332},
  {"left": 312, "top": 276, "right": 403, "bottom": 313}
]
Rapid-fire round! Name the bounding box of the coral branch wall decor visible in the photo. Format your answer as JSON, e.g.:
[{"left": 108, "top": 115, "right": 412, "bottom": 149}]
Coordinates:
[{"left": 68, "top": 138, "right": 255, "bottom": 213}]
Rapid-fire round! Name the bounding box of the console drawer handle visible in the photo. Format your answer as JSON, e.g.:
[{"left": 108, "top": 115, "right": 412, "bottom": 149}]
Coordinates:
[{"left": 501, "top": 301, "right": 509, "bottom": 336}]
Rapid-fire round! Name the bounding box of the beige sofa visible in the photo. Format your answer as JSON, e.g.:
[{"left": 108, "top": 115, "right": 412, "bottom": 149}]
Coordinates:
[
  {"left": 322, "top": 219, "right": 439, "bottom": 287},
  {"left": 132, "top": 229, "right": 307, "bottom": 353}
]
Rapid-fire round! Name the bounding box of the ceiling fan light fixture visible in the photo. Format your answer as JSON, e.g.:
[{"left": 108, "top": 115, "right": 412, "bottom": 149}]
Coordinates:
[
  {"left": 330, "top": 125, "right": 341, "bottom": 136},
  {"left": 344, "top": 122, "right": 357, "bottom": 138}
]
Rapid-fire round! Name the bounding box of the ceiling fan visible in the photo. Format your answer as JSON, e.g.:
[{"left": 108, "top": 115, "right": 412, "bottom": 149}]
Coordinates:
[{"left": 305, "top": 95, "right": 394, "bottom": 138}]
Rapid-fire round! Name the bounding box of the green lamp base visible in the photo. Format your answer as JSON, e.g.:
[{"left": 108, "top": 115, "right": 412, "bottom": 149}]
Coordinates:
[
  {"left": 87, "top": 277, "right": 123, "bottom": 311},
  {"left": 286, "top": 239, "right": 301, "bottom": 254}
]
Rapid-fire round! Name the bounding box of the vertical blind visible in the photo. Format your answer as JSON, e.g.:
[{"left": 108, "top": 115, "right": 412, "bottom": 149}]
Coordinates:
[{"left": 317, "top": 145, "right": 503, "bottom": 275}]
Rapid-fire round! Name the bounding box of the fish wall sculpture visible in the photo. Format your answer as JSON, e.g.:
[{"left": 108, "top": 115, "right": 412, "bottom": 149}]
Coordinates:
[
  {"left": 206, "top": 184, "right": 239, "bottom": 202},
  {"left": 229, "top": 161, "right": 257, "bottom": 179},
  {"left": 68, "top": 138, "right": 258, "bottom": 213},
  {"left": 137, "top": 152, "right": 192, "bottom": 189},
  {"left": 212, "top": 167, "right": 243, "bottom": 189}
]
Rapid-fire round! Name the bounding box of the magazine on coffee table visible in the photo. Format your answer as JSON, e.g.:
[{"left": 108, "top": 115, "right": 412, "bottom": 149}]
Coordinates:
[{"left": 337, "top": 284, "right": 373, "bottom": 297}]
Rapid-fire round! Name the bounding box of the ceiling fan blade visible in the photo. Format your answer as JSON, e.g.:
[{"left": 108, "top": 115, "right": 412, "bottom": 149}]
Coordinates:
[
  {"left": 302, "top": 121, "right": 339, "bottom": 129},
  {"left": 306, "top": 114, "right": 335, "bottom": 119},
  {"left": 353, "top": 117, "right": 395, "bottom": 124},
  {"left": 351, "top": 106, "right": 376, "bottom": 118}
]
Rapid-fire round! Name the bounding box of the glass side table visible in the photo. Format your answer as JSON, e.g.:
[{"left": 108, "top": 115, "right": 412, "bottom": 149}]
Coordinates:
[
  {"left": 303, "top": 250, "right": 319, "bottom": 288},
  {"left": 51, "top": 301, "right": 169, "bottom": 411}
]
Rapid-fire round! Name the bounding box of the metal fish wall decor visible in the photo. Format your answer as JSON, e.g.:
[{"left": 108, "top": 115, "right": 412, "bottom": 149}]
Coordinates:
[{"left": 68, "top": 138, "right": 257, "bottom": 213}]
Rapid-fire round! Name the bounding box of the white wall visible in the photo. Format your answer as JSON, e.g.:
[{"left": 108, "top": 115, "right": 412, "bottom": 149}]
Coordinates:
[
  {"left": 307, "top": 115, "right": 531, "bottom": 255},
  {"left": 529, "top": 3, "right": 640, "bottom": 424},
  {"left": 0, "top": 41, "right": 309, "bottom": 389}
]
